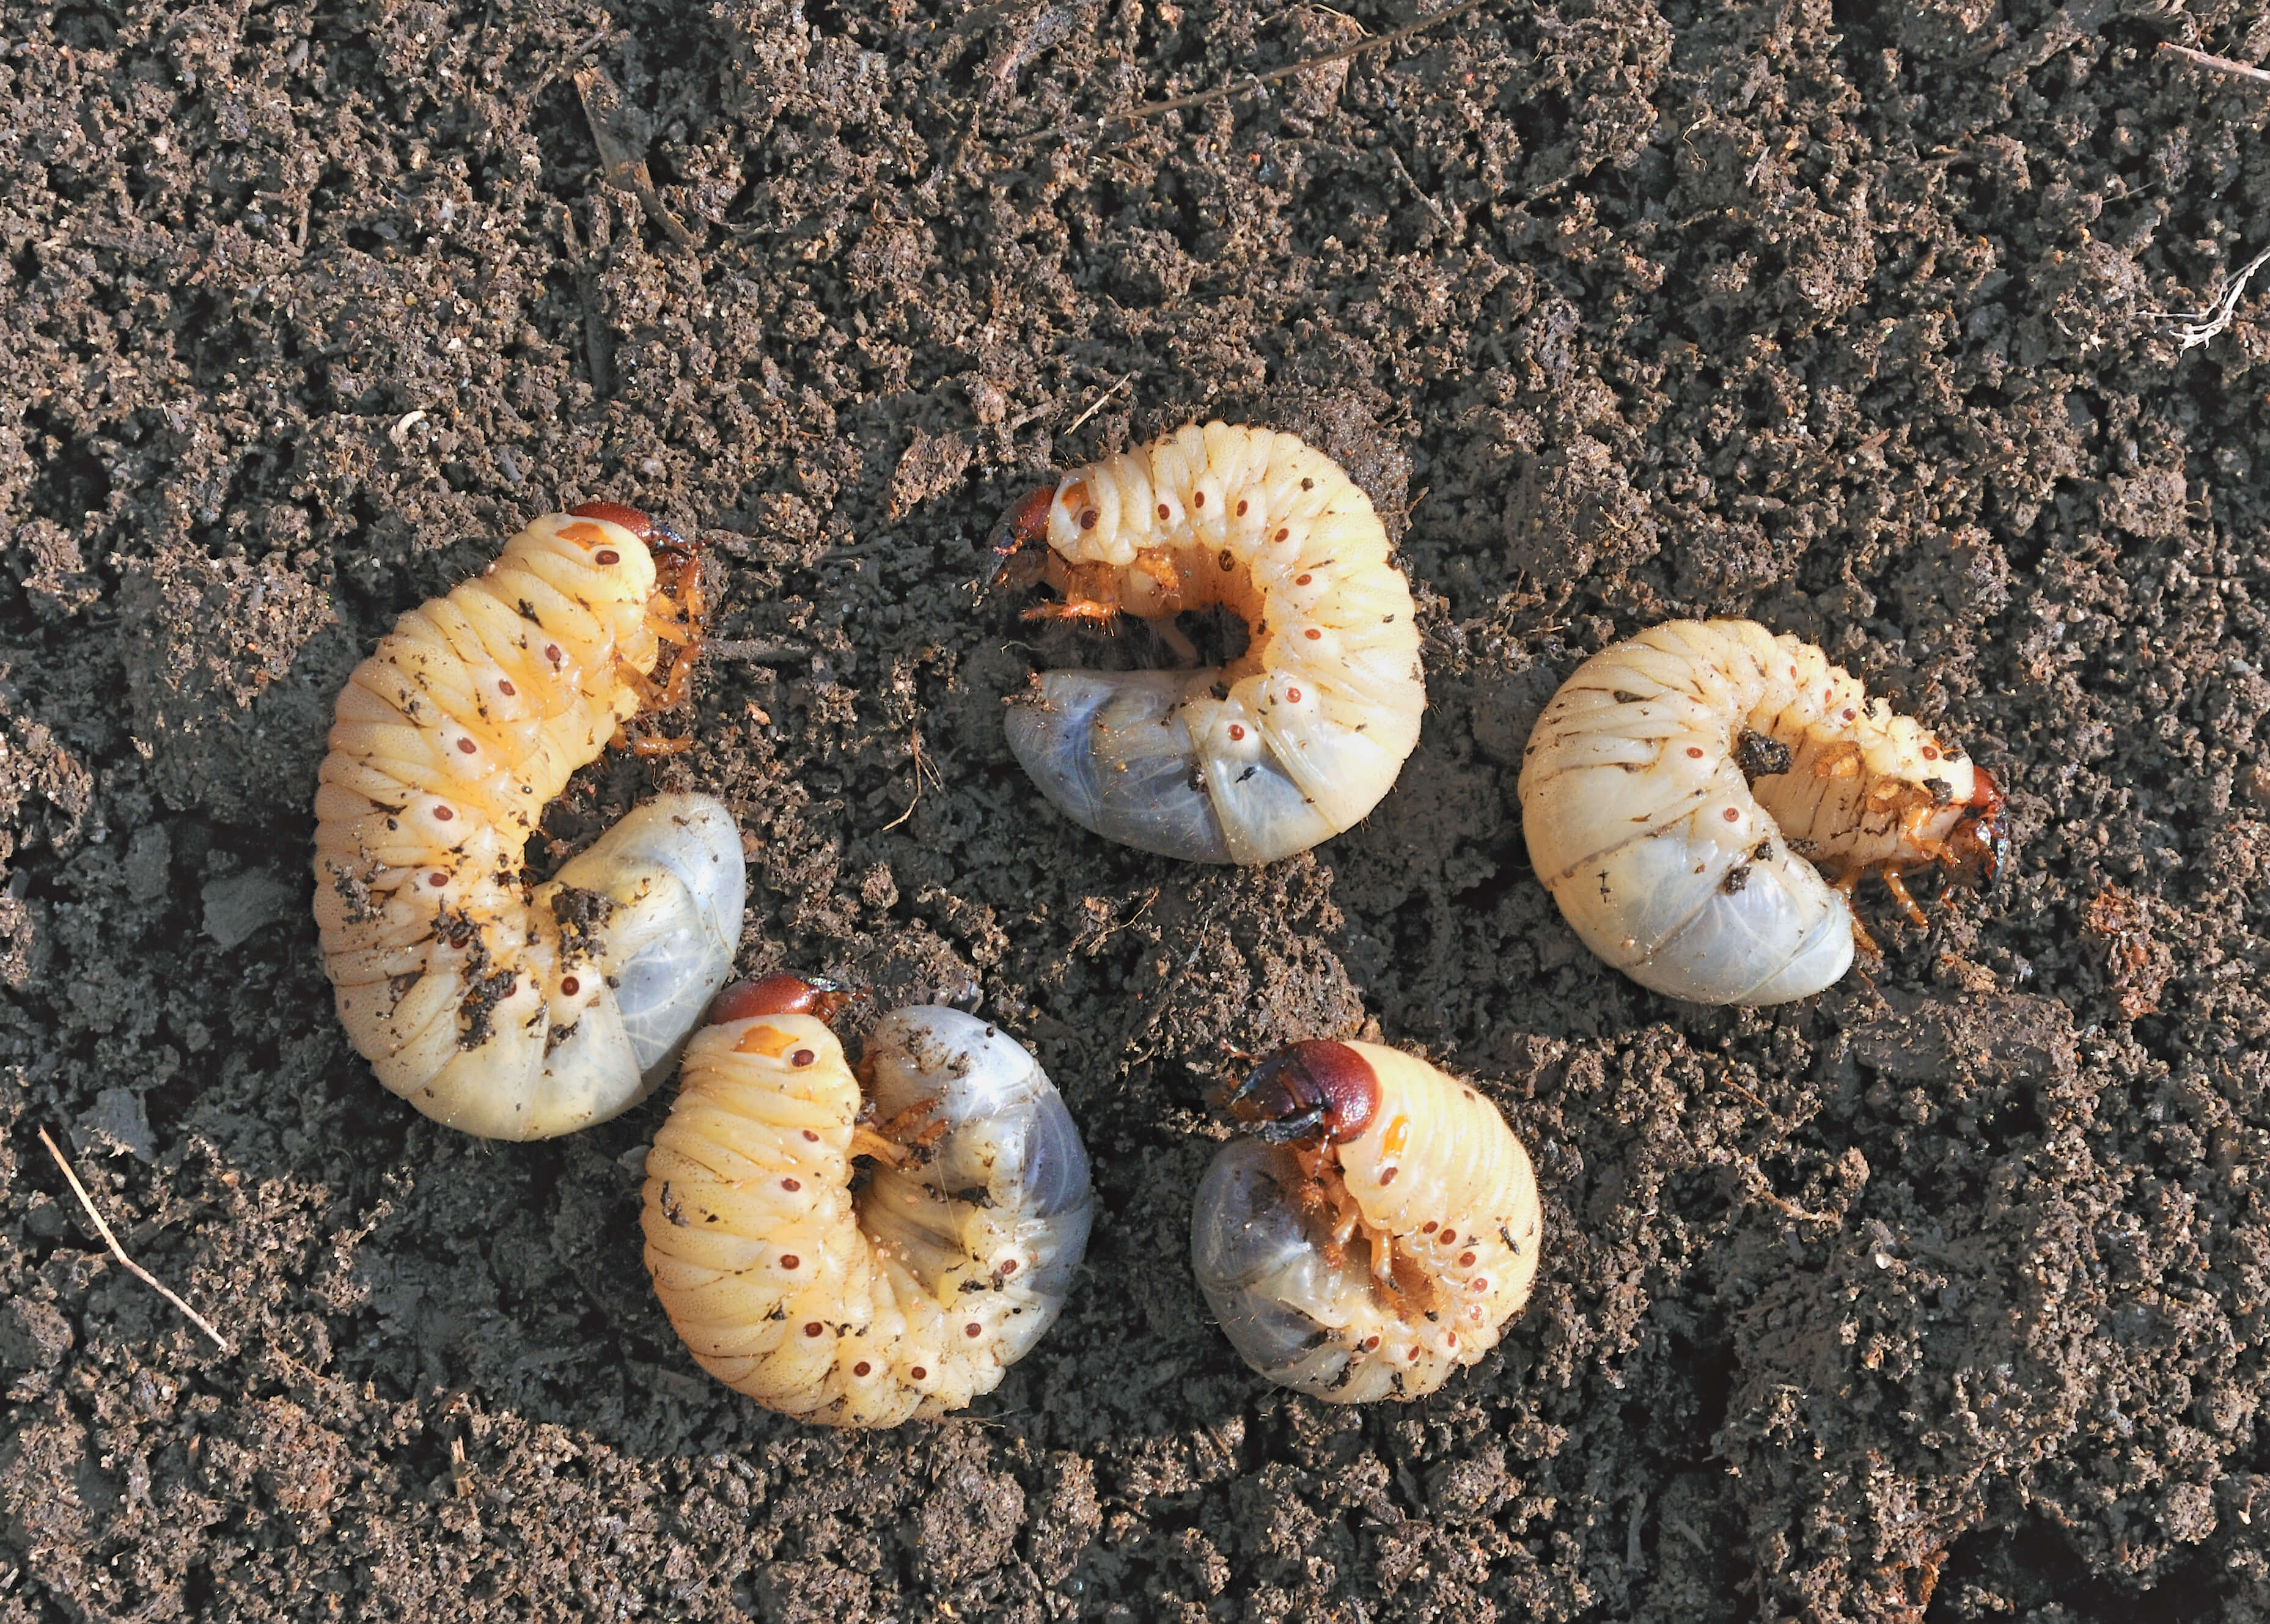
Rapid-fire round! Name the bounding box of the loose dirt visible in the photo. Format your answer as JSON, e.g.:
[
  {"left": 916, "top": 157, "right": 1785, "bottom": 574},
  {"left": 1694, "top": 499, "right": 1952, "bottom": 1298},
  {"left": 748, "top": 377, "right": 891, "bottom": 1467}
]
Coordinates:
[{"left": 4, "top": 0, "right": 2270, "bottom": 1617}]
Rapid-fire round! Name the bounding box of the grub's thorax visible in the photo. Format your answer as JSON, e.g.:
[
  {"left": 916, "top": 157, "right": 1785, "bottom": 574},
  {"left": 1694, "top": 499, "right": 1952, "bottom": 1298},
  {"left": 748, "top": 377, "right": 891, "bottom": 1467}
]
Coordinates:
[{"left": 990, "top": 479, "right": 1271, "bottom": 675}]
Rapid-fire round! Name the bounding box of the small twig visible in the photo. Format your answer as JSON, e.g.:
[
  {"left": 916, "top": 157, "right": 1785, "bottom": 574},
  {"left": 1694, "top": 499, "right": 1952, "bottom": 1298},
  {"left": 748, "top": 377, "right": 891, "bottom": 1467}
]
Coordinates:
[
  {"left": 575, "top": 65, "right": 698, "bottom": 249},
  {"left": 881, "top": 729, "right": 943, "bottom": 831},
  {"left": 1016, "top": 0, "right": 1493, "bottom": 145},
  {"left": 2151, "top": 241, "right": 2270, "bottom": 352},
  {"left": 38, "top": 1128, "right": 235, "bottom": 1354},
  {"left": 1063, "top": 373, "right": 1134, "bottom": 436},
  {"left": 2158, "top": 40, "right": 2270, "bottom": 87},
  {"left": 707, "top": 639, "right": 809, "bottom": 663},
  {"left": 1733, "top": 1154, "right": 1838, "bottom": 1225}
]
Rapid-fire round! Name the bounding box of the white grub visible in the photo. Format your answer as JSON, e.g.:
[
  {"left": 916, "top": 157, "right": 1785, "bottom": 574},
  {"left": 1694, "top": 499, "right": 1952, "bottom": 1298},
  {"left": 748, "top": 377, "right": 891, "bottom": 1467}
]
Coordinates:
[
  {"left": 1192, "top": 1040, "right": 1541, "bottom": 1404},
  {"left": 314, "top": 509, "right": 741, "bottom": 1139},
  {"left": 997, "top": 422, "right": 1425, "bottom": 864},
  {"left": 1516, "top": 619, "right": 2005, "bottom": 1005},
  {"left": 644, "top": 985, "right": 1093, "bottom": 1427}
]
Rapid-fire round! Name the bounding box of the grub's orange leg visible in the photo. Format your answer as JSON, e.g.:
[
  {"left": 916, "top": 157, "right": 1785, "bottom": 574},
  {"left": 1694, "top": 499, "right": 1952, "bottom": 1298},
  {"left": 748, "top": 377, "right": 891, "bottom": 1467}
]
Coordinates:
[
  {"left": 613, "top": 724, "right": 698, "bottom": 757},
  {"left": 1879, "top": 867, "right": 1930, "bottom": 931},
  {"left": 1832, "top": 869, "right": 1884, "bottom": 957}
]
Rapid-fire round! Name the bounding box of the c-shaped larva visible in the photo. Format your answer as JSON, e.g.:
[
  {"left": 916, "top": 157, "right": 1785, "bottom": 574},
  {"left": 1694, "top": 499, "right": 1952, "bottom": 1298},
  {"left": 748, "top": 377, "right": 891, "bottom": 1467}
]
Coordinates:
[
  {"left": 991, "top": 422, "right": 1425, "bottom": 864},
  {"left": 642, "top": 976, "right": 1095, "bottom": 1427},
  {"left": 1516, "top": 619, "right": 2007, "bottom": 1005},
  {"left": 1190, "top": 1040, "right": 1542, "bottom": 1403},
  {"left": 314, "top": 504, "right": 744, "bottom": 1139}
]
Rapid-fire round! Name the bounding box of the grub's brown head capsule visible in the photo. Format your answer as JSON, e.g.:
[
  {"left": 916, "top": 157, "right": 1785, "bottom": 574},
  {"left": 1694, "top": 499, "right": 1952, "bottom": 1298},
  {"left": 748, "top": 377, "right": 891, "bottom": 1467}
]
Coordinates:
[{"left": 1224, "top": 1040, "right": 1380, "bottom": 1145}]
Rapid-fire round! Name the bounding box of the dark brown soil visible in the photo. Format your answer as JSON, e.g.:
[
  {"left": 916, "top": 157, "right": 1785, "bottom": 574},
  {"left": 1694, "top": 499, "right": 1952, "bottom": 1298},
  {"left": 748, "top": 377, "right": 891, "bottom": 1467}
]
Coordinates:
[{"left": 5, "top": 0, "right": 2270, "bottom": 1616}]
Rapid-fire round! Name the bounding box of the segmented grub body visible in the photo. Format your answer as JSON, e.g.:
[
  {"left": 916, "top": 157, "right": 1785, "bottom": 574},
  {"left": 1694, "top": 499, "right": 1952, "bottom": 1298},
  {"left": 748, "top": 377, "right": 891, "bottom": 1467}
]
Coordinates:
[
  {"left": 1191, "top": 1040, "right": 1542, "bottom": 1403},
  {"left": 996, "top": 422, "right": 1425, "bottom": 864},
  {"left": 644, "top": 989, "right": 1093, "bottom": 1427},
  {"left": 1517, "top": 619, "right": 2004, "bottom": 1005},
  {"left": 314, "top": 508, "right": 742, "bottom": 1139}
]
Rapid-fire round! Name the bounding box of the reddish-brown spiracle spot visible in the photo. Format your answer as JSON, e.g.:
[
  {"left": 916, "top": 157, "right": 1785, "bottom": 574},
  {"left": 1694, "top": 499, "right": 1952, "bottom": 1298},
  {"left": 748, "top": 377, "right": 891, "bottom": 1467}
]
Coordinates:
[
  {"left": 1686, "top": 746, "right": 1705, "bottom": 759},
  {"left": 434, "top": 805, "right": 454, "bottom": 820},
  {"left": 1458, "top": 1251, "right": 1477, "bottom": 1268},
  {"left": 781, "top": 1177, "right": 801, "bottom": 1191},
  {"left": 594, "top": 549, "right": 620, "bottom": 567},
  {"left": 909, "top": 1365, "right": 928, "bottom": 1380},
  {"left": 804, "top": 1321, "right": 825, "bottom": 1338},
  {"left": 1229, "top": 724, "right": 1246, "bottom": 741},
  {"left": 1722, "top": 807, "right": 1741, "bottom": 822},
  {"left": 791, "top": 1049, "right": 816, "bottom": 1068},
  {"left": 545, "top": 644, "right": 564, "bottom": 664},
  {"left": 428, "top": 872, "right": 449, "bottom": 888},
  {"left": 708, "top": 974, "right": 850, "bottom": 1026},
  {"left": 1218, "top": 549, "right": 1234, "bottom": 571},
  {"left": 498, "top": 679, "right": 516, "bottom": 696},
  {"left": 1079, "top": 510, "right": 1099, "bottom": 531},
  {"left": 780, "top": 1254, "right": 800, "bottom": 1270},
  {"left": 561, "top": 976, "right": 581, "bottom": 996},
  {"left": 1304, "top": 628, "right": 1322, "bottom": 641},
  {"left": 1158, "top": 504, "right": 1171, "bottom": 521},
  {"left": 853, "top": 1361, "right": 873, "bottom": 1377},
  {"left": 1363, "top": 1335, "right": 1381, "bottom": 1350},
  {"left": 1192, "top": 491, "right": 1206, "bottom": 508},
  {"left": 1236, "top": 499, "right": 1249, "bottom": 516},
  {"left": 802, "top": 1129, "right": 821, "bottom": 1143},
  {"left": 456, "top": 738, "right": 477, "bottom": 754},
  {"left": 1379, "top": 1166, "right": 1398, "bottom": 1185},
  {"left": 1227, "top": 1040, "right": 1381, "bottom": 1145},
  {"left": 568, "top": 499, "right": 655, "bottom": 537},
  {"left": 999, "top": 1259, "right": 1019, "bottom": 1276},
  {"left": 1274, "top": 528, "right": 1288, "bottom": 543},
  {"left": 1295, "top": 573, "right": 1312, "bottom": 586},
  {"left": 1923, "top": 746, "right": 1940, "bottom": 760},
  {"left": 964, "top": 1322, "right": 983, "bottom": 1339},
  {"left": 1422, "top": 1221, "right": 1438, "bottom": 1233},
  {"left": 1287, "top": 687, "right": 1302, "bottom": 703},
  {"left": 1439, "top": 1229, "right": 1456, "bottom": 1246}
]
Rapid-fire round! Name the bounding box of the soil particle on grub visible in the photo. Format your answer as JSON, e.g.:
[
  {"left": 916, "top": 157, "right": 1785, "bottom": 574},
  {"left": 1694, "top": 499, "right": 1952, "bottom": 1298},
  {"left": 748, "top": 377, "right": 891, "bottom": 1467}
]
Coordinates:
[{"left": 5, "top": 0, "right": 2270, "bottom": 1617}]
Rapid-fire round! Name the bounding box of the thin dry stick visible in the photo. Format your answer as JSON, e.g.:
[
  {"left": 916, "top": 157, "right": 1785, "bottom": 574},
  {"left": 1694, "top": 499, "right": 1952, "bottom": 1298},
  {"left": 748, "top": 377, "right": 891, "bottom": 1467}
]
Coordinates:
[
  {"left": 2158, "top": 40, "right": 2270, "bottom": 87},
  {"left": 1018, "top": 0, "right": 1493, "bottom": 144},
  {"left": 39, "top": 1128, "right": 235, "bottom": 1354},
  {"left": 1063, "top": 372, "right": 1133, "bottom": 436},
  {"left": 575, "top": 65, "right": 699, "bottom": 248}
]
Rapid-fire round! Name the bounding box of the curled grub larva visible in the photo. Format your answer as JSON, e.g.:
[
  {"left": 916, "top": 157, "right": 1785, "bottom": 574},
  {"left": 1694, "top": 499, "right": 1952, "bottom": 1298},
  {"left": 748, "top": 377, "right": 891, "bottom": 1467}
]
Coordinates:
[
  {"left": 1190, "top": 1040, "right": 1542, "bottom": 1403},
  {"left": 314, "top": 504, "right": 744, "bottom": 1139},
  {"left": 991, "top": 422, "right": 1425, "bottom": 864},
  {"left": 1516, "top": 619, "right": 2007, "bottom": 1005},
  {"left": 642, "top": 977, "right": 1094, "bottom": 1427}
]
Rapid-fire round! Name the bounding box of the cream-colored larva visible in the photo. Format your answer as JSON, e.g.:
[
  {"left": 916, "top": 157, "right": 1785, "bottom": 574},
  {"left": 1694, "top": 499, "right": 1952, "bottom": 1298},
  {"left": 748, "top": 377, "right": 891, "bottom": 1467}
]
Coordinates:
[
  {"left": 991, "top": 422, "right": 1425, "bottom": 864},
  {"left": 1191, "top": 1040, "right": 1542, "bottom": 1404},
  {"left": 1516, "top": 619, "right": 2007, "bottom": 1005},
  {"left": 314, "top": 503, "right": 744, "bottom": 1140},
  {"left": 643, "top": 976, "right": 1094, "bottom": 1428}
]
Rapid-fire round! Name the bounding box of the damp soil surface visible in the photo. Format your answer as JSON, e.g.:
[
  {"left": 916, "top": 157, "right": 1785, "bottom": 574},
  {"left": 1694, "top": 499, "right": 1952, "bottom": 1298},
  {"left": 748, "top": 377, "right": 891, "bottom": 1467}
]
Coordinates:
[{"left": 6, "top": 0, "right": 2270, "bottom": 1617}]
